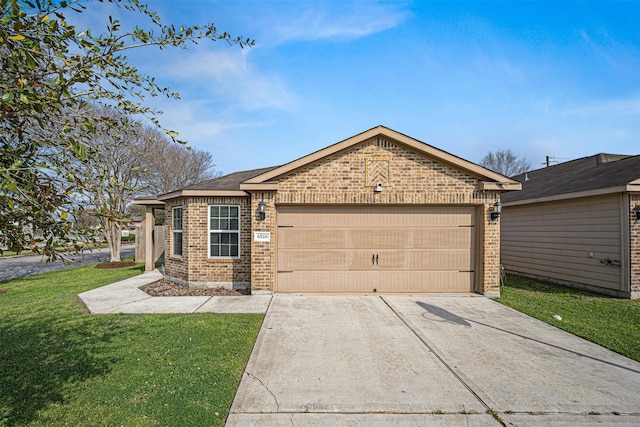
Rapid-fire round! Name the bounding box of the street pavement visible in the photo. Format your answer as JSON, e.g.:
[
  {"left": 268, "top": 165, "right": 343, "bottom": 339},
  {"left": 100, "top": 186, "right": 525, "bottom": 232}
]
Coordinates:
[{"left": 0, "top": 244, "right": 135, "bottom": 282}]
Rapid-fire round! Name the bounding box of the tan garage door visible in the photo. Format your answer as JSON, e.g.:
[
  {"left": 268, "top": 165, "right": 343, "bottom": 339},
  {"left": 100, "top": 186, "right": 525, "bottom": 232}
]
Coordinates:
[{"left": 276, "top": 206, "right": 476, "bottom": 293}]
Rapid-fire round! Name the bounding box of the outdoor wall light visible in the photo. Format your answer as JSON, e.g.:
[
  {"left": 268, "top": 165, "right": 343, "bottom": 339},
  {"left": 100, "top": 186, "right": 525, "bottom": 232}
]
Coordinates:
[
  {"left": 490, "top": 201, "right": 502, "bottom": 221},
  {"left": 374, "top": 183, "right": 383, "bottom": 193},
  {"left": 257, "top": 201, "right": 266, "bottom": 221}
]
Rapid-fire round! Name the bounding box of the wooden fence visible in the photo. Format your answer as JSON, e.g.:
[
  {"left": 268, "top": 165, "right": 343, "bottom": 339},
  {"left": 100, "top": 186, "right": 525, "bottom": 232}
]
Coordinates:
[{"left": 135, "top": 225, "right": 165, "bottom": 264}]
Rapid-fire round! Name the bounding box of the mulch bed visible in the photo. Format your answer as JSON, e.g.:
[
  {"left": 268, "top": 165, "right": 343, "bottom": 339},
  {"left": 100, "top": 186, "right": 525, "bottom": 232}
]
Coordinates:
[
  {"left": 0, "top": 290, "right": 7, "bottom": 294},
  {"left": 139, "top": 279, "right": 249, "bottom": 297},
  {"left": 95, "top": 261, "right": 137, "bottom": 269}
]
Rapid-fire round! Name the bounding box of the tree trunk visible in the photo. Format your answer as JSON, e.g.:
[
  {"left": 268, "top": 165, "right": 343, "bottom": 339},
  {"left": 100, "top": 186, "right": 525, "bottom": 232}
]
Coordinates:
[{"left": 103, "top": 219, "right": 122, "bottom": 262}]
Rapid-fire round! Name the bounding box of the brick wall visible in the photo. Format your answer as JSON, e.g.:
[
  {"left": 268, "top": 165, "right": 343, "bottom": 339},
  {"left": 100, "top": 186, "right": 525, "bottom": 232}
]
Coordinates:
[
  {"left": 275, "top": 137, "right": 502, "bottom": 295},
  {"left": 630, "top": 194, "right": 640, "bottom": 298},
  {"left": 250, "top": 192, "right": 277, "bottom": 292},
  {"left": 164, "top": 196, "right": 252, "bottom": 289},
  {"left": 163, "top": 136, "right": 504, "bottom": 295}
]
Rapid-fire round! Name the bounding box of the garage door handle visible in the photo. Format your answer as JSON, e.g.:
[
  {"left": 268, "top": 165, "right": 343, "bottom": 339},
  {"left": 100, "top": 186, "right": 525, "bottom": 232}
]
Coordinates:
[
  {"left": 372, "top": 254, "right": 375, "bottom": 265},
  {"left": 376, "top": 254, "right": 379, "bottom": 265}
]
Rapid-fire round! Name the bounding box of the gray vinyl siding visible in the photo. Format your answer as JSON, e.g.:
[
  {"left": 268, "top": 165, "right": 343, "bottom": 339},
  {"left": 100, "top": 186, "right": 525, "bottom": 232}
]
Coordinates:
[{"left": 501, "top": 194, "right": 623, "bottom": 291}]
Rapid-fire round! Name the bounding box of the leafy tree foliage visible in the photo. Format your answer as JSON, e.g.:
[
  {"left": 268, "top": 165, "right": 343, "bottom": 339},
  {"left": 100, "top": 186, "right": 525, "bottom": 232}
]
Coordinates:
[
  {"left": 480, "top": 148, "right": 532, "bottom": 177},
  {"left": 0, "top": 0, "right": 252, "bottom": 258}
]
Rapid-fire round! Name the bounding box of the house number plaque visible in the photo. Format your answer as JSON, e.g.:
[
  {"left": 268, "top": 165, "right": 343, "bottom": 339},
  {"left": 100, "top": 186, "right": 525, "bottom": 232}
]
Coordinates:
[{"left": 254, "top": 232, "right": 271, "bottom": 242}]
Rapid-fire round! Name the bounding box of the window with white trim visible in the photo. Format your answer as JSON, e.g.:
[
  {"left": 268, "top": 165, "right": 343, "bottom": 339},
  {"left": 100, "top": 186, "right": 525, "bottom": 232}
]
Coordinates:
[
  {"left": 172, "top": 207, "right": 183, "bottom": 256},
  {"left": 209, "top": 205, "right": 240, "bottom": 258}
]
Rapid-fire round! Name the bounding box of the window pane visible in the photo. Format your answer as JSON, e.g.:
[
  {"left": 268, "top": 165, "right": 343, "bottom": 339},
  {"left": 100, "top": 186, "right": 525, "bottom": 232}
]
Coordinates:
[
  {"left": 230, "top": 244, "right": 239, "bottom": 257},
  {"left": 221, "top": 206, "right": 229, "bottom": 217},
  {"left": 210, "top": 206, "right": 219, "bottom": 217},
  {"left": 211, "top": 233, "right": 220, "bottom": 244},
  {"left": 221, "top": 233, "right": 230, "bottom": 244},
  {"left": 230, "top": 233, "right": 238, "bottom": 244},
  {"left": 230, "top": 206, "right": 239, "bottom": 217},
  {"left": 211, "top": 218, "right": 220, "bottom": 230},
  {"left": 220, "top": 245, "right": 230, "bottom": 257},
  {"left": 173, "top": 231, "right": 182, "bottom": 256},
  {"left": 173, "top": 208, "right": 182, "bottom": 230},
  {"left": 229, "top": 219, "right": 239, "bottom": 231},
  {"left": 210, "top": 243, "right": 220, "bottom": 257}
]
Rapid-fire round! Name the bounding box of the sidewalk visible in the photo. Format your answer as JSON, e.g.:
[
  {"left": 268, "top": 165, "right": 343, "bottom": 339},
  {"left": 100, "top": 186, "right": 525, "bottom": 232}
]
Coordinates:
[{"left": 78, "top": 270, "right": 271, "bottom": 314}]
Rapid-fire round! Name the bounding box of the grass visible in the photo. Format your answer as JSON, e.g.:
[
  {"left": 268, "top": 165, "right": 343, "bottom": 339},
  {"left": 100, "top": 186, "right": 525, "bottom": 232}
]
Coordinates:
[
  {"left": 497, "top": 275, "right": 640, "bottom": 362},
  {"left": 0, "top": 262, "right": 263, "bottom": 426}
]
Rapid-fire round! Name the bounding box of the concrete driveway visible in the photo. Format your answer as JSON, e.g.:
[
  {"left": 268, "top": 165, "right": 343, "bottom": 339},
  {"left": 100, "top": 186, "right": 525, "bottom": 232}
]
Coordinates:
[{"left": 228, "top": 295, "right": 640, "bottom": 426}]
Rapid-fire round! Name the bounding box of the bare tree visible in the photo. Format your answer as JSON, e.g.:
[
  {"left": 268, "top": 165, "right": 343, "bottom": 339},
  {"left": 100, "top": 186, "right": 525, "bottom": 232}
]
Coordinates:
[
  {"left": 77, "top": 108, "right": 157, "bottom": 262},
  {"left": 480, "top": 149, "right": 532, "bottom": 177},
  {"left": 139, "top": 128, "right": 220, "bottom": 195}
]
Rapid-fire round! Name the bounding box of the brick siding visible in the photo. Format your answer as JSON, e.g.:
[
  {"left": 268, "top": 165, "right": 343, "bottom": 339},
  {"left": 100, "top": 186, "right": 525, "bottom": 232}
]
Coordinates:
[
  {"left": 164, "top": 196, "right": 251, "bottom": 289},
  {"left": 163, "top": 136, "right": 503, "bottom": 295},
  {"left": 275, "top": 137, "right": 502, "bottom": 295}
]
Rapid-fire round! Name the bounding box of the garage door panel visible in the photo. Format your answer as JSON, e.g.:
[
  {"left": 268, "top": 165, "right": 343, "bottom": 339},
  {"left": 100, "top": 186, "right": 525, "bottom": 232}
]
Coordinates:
[
  {"left": 278, "top": 229, "right": 348, "bottom": 249},
  {"left": 412, "top": 228, "right": 472, "bottom": 248},
  {"left": 280, "top": 228, "right": 473, "bottom": 250},
  {"left": 277, "top": 272, "right": 377, "bottom": 293},
  {"left": 277, "top": 271, "right": 474, "bottom": 293},
  {"left": 376, "top": 271, "right": 474, "bottom": 293},
  {"left": 379, "top": 249, "right": 473, "bottom": 270},
  {"left": 276, "top": 206, "right": 476, "bottom": 293},
  {"left": 278, "top": 250, "right": 378, "bottom": 271}
]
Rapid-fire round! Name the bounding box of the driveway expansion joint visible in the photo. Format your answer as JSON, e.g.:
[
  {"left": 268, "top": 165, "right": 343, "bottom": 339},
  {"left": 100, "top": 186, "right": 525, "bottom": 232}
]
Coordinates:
[{"left": 379, "top": 296, "right": 493, "bottom": 413}]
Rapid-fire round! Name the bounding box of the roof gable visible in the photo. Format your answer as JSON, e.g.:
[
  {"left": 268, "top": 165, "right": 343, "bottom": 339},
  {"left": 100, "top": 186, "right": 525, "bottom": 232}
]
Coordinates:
[
  {"left": 242, "top": 126, "right": 519, "bottom": 188},
  {"left": 503, "top": 153, "right": 640, "bottom": 203}
]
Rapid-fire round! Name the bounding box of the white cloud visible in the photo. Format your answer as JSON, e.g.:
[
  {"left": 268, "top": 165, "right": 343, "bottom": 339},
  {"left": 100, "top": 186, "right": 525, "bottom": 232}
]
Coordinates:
[
  {"left": 161, "top": 48, "right": 294, "bottom": 112},
  {"left": 265, "top": 2, "right": 409, "bottom": 45}
]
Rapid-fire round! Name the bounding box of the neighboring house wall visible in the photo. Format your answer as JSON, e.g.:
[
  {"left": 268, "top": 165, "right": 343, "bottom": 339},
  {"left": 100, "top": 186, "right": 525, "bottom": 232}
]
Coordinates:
[
  {"left": 502, "top": 194, "right": 627, "bottom": 296},
  {"left": 630, "top": 194, "right": 640, "bottom": 296},
  {"left": 164, "top": 196, "right": 252, "bottom": 289}
]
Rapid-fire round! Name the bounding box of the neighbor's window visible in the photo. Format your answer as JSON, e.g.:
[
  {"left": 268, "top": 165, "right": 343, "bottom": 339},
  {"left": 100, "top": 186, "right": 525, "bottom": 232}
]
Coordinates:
[
  {"left": 172, "top": 207, "right": 183, "bottom": 256},
  {"left": 209, "top": 205, "right": 240, "bottom": 258}
]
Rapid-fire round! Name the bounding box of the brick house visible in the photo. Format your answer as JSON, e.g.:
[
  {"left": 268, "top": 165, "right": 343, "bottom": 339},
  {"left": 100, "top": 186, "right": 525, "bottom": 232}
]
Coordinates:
[
  {"left": 502, "top": 153, "right": 640, "bottom": 299},
  {"left": 134, "top": 126, "right": 521, "bottom": 296}
]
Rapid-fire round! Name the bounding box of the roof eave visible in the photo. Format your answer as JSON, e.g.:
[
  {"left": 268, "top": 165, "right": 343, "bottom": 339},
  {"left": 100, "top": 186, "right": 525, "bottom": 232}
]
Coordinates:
[
  {"left": 479, "top": 181, "right": 523, "bottom": 191},
  {"left": 131, "top": 198, "right": 165, "bottom": 206},
  {"left": 503, "top": 185, "right": 631, "bottom": 207},
  {"left": 239, "top": 182, "right": 279, "bottom": 191},
  {"left": 157, "top": 190, "right": 248, "bottom": 200}
]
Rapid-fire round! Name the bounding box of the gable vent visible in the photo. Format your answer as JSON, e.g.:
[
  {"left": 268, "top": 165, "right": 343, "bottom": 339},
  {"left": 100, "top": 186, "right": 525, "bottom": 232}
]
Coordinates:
[{"left": 376, "top": 138, "right": 393, "bottom": 148}]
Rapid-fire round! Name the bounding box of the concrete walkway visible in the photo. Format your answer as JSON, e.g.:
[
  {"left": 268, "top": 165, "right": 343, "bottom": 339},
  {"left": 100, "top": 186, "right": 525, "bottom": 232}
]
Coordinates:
[
  {"left": 78, "top": 271, "right": 271, "bottom": 314},
  {"left": 228, "top": 294, "right": 640, "bottom": 426}
]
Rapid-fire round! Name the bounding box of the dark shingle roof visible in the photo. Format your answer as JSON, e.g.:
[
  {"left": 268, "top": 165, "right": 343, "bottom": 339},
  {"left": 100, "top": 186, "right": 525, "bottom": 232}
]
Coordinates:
[
  {"left": 181, "top": 166, "right": 279, "bottom": 191},
  {"left": 503, "top": 153, "right": 640, "bottom": 203}
]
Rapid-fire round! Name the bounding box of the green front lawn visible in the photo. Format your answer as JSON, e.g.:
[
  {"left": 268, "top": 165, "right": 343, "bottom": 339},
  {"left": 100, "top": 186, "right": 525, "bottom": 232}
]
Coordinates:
[
  {"left": 497, "top": 275, "right": 640, "bottom": 362},
  {"left": 0, "top": 263, "right": 263, "bottom": 426}
]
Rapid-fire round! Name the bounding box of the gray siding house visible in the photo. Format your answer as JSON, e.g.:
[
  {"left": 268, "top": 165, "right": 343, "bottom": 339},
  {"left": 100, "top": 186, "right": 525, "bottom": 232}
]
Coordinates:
[{"left": 501, "top": 153, "right": 640, "bottom": 299}]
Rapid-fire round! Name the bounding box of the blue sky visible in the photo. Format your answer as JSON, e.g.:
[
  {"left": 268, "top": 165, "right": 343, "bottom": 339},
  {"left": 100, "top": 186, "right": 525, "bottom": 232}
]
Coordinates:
[{"left": 87, "top": 1, "right": 640, "bottom": 175}]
